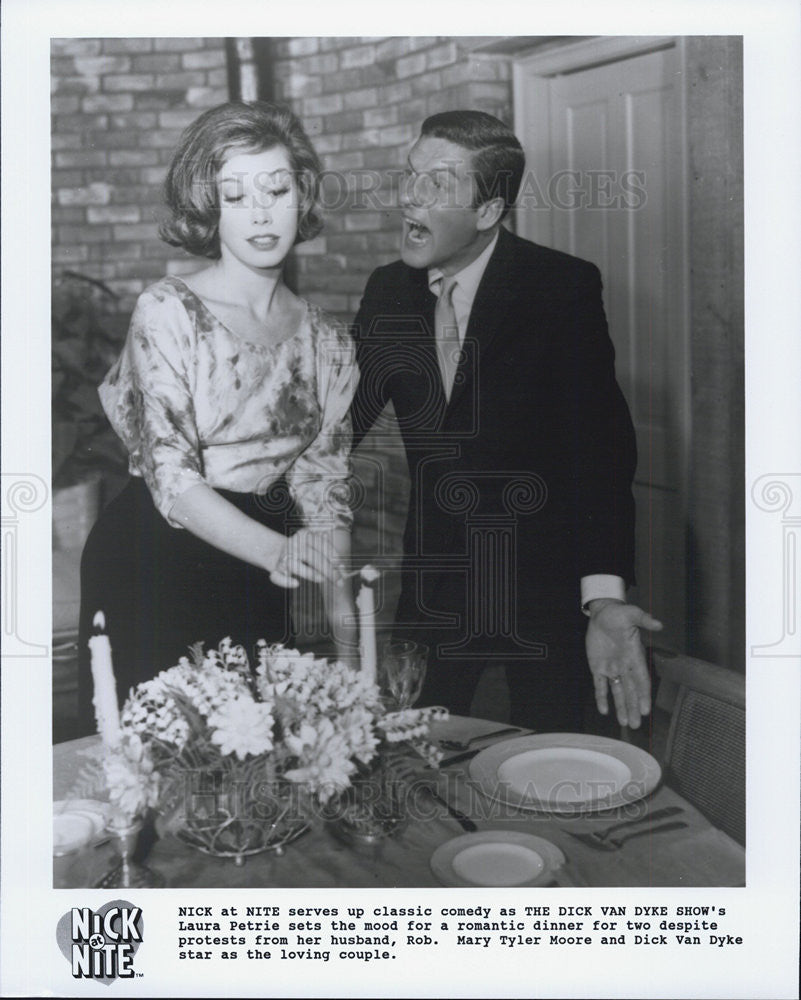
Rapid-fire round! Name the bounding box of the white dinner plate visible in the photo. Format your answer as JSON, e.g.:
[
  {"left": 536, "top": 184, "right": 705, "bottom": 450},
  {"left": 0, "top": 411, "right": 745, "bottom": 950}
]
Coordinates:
[
  {"left": 53, "top": 799, "right": 110, "bottom": 855},
  {"left": 431, "top": 831, "right": 565, "bottom": 888},
  {"left": 469, "top": 733, "right": 661, "bottom": 813},
  {"left": 53, "top": 813, "right": 95, "bottom": 856}
]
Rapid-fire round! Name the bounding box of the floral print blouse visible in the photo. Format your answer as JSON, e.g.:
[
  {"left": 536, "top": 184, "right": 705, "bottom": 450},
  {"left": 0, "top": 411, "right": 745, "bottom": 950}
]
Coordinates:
[{"left": 99, "top": 276, "right": 358, "bottom": 529}]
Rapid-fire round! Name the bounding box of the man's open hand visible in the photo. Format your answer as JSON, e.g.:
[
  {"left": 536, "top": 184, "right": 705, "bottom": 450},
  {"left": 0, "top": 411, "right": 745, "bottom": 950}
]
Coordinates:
[{"left": 585, "top": 599, "right": 663, "bottom": 728}]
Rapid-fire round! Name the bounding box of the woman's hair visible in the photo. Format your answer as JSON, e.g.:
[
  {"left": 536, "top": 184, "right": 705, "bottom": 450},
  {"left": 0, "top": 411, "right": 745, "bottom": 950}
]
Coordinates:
[
  {"left": 420, "top": 110, "right": 525, "bottom": 221},
  {"left": 159, "top": 101, "right": 323, "bottom": 258}
]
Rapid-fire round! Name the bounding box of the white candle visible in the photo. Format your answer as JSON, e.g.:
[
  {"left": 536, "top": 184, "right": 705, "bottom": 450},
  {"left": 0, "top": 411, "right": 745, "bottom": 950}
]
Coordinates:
[
  {"left": 356, "top": 566, "right": 379, "bottom": 685},
  {"left": 88, "top": 611, "right": 121, "bottom": 747}
]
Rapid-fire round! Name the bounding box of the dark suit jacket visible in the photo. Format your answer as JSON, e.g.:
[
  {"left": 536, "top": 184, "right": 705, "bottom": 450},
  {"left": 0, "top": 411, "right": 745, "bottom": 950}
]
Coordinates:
[{"left": 351, "top": 227, "right": 636, "bottom": 654}]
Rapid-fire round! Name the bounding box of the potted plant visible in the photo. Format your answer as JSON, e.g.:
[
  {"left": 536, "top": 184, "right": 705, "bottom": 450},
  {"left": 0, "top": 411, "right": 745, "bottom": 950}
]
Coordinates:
[{"left": 52, "top": 271, "right": 128, "bottom": 550}]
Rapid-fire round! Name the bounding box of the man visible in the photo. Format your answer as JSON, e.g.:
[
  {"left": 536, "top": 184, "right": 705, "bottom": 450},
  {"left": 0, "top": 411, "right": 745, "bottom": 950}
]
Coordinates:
[{"left": 351, "top": 110, "right": 661, "bottom": 732}]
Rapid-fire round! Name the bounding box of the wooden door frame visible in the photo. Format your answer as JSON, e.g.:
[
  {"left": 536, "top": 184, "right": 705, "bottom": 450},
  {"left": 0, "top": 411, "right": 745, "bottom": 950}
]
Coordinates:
[
  {"left": 513, "top": 35, "right": 686, "bottom": 242},
  {"left": 511, "top": 36, "right": 692, "bottom": 642}
]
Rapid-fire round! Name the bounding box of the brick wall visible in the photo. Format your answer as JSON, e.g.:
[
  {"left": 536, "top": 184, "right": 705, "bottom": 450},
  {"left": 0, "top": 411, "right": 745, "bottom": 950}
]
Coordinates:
[
  {"left": 51, "top": 37, "right": 230, "bottom": 318},
  {"left": 51, "top": 36, "right": 513, "bottom": 326}
]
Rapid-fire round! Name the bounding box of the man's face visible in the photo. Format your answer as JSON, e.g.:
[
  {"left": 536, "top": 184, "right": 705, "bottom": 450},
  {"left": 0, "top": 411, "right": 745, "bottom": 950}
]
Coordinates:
[{"left": 399, "top": 135, "right": 485, "bottom": 275}]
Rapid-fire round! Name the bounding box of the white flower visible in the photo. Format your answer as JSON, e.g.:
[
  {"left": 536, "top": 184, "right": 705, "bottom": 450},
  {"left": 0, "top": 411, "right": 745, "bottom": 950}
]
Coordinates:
[
  {"left": 107, "top": 639, "right": 441, "bottom": 815},
  {"left": 284, "top": 717, "right": 357, "bottom": 801},
  {"left": 377, "top": 707, "right": 448, "bottom": 764},
  {"left": 119, "top": 655, "right": 250, "bottom": 748},
  {"left": 284, "top": 722, "right": 318, "bottom": 757},
  {"left": 208, "top": 698, "right": 274, "bottom": 760}
]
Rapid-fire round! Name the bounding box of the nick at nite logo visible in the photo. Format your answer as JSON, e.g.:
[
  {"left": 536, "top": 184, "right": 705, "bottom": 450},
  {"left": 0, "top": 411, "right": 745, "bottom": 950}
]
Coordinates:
[{"left": 56, "top": 899, "right": 144, "bottom": 983}]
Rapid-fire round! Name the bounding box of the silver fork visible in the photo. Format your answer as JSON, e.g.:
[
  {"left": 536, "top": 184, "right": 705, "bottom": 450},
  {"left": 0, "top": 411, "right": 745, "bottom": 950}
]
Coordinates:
[
  {"left": 565, "top": 805, "right": 684, "bottom": 848},
  {"left": 568, "top": 820, "right": 688, "bottom": 852}
]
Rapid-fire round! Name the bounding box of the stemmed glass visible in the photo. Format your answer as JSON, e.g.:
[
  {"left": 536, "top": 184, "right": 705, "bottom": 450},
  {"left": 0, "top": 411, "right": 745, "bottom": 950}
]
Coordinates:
[
  {"left": 378, "top": 640, "right": 428, "bottom": 711},
  {"left": 94, "top": 815, "right": 165, "bottom": 888}
]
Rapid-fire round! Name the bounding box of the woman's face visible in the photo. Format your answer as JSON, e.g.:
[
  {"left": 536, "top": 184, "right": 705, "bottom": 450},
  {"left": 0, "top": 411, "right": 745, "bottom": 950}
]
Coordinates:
[{"left": 216, "top": 146, "right": 299, "bottom": 272}]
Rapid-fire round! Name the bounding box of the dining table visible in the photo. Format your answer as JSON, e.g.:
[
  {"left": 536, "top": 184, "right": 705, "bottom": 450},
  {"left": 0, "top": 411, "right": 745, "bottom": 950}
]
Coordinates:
[{"left": 52, "top": 715, "right": 745, "bottom": 889}]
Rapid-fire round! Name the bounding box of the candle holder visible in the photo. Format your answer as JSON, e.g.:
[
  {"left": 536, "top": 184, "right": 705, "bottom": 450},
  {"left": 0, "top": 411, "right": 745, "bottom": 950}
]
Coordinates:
[{"left": 94, "top": 816, "right": 165, "bottom": 888}]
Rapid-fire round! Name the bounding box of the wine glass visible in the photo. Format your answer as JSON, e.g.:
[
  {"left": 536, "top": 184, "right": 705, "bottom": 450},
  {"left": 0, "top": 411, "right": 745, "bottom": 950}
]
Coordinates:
[
  {"left": 379, "top": 640, "right": 428, "bottom": 710},
  {"left": 94, "top": 815, "right": 165, "bottom": 888}
]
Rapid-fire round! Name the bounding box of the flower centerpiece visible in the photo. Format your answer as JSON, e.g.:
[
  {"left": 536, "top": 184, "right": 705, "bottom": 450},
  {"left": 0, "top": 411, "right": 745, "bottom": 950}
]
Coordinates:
[{"left": 97, "top": 638, "right": 446, "bottom": 862}]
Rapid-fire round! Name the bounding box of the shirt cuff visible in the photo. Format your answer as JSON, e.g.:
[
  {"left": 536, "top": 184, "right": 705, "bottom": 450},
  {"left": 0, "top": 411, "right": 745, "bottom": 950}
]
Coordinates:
[{"left": 580, "top": 575, "right": 626, "bottom": 614}]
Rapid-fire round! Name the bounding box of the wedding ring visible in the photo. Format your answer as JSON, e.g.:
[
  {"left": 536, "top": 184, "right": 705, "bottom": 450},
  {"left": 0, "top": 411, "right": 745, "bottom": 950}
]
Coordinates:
[{"left": 610, "top": 676, "right": 622, "bottom": 685}]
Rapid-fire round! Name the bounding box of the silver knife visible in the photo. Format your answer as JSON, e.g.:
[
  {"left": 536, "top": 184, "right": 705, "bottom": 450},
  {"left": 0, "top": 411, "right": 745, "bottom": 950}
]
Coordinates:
[
  {"left": 417, "top": 783, "right": 477, "bottom": 832},
  {"left": 437, "top": 729, "right": 530, "bottom": 768},
  {"left": 436, "top": 747, "right": 485, "bottom": 768}
]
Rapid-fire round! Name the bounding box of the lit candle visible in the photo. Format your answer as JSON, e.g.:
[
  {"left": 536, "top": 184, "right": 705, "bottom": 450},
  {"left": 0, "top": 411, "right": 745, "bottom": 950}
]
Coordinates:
[
  {"left": 88, "top": 611, "right": 121, "bottom": 747},
  {"left": 355, "top": 566, "right": 380, "bottom": 685}
]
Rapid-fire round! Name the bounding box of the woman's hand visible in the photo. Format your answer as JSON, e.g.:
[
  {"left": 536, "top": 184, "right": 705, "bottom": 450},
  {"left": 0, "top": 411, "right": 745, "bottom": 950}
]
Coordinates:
[
  {"left": 271, "top": 526, "right": 359, "bottom": 664},
  {"left": 268, "top": 526, "right": 350, "bottom": 589},
  {"left": 169, "top": 484, "right": 361, "bottom": 664},
  {"left": 169, "top": 485, "right": 348, "bottom": 592}
]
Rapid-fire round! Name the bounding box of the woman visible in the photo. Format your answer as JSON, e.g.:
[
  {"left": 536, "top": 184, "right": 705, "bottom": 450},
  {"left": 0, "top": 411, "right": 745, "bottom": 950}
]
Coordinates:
[{"left": 77, "top": 102, "right": 359, "bottom": 733}]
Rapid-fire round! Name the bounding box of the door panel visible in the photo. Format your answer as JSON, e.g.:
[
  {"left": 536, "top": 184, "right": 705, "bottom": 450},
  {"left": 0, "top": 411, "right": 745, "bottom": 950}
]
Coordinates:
[{"left": 515, "top": 43, "right": 689, "bottom": 650}]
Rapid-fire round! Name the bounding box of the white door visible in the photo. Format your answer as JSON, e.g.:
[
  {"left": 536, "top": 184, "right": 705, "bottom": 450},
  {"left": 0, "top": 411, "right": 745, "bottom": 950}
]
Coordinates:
[{"left": 515, "top": 39, "right": 689, "bottom": 651}]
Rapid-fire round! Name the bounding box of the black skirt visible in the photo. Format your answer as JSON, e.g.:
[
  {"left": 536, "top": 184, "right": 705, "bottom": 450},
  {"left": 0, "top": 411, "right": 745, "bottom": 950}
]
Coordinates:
[{"left": 77, "top": 477, "right": 297, "bottom": 734}]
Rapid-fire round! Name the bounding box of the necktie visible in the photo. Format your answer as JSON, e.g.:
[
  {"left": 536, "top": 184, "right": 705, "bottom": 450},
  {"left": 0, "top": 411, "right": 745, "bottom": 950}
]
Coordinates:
[{"left": 434, "top": 275, "right": 460, "bottom": 401}]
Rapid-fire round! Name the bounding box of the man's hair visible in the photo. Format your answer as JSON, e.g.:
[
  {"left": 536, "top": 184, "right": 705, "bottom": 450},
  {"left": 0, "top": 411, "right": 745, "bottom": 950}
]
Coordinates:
[
  {"left": 159, "top": 101, "right": 323, "bottom": 258},
  {"left": 420, "top": 110, "right": 525, "bottom": 220}
]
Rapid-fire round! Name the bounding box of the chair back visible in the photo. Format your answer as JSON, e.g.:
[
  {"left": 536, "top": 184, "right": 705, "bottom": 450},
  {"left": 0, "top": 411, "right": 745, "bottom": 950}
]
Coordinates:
[{"left": 652, "top": 649, "right": 745, "bottom": 846}]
